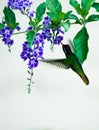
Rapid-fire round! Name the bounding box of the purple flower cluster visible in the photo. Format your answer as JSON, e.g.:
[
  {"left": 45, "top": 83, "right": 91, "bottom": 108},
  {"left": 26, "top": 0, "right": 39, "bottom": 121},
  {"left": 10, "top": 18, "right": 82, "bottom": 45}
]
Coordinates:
[
  {"left": 53, "top": 27, "right": 64, "bottom": 44},
  {"left": 7, "top": 0, "right": 34, "bottom": 18},
  {"left": 20, "top": 16, "right": 65, "bottom": 69},
  {"left": 34, "top": 33, "right": 44, "bottom": 46},
  {"left": 43, "top": 16, "right": 51, "bottom": 27},
  {"left": 53, "top": 26, "right": 65, "bottom": 45},
  {"left": 42, "top": 16, "right": 64, "bottom": 45},
  {"left": 0, "top": 26, "right": 14, "bottom": 46},
  {"left": 7, "top": 0, "right": 32, "bottom": 10},
  {"left": 42, "top": 16, "right": 52, "bottom": 41},
  {"left": 20, "top": 33, "right": 44, "bottom": 69},
  {"left": 54, "top": 36, "right": 63, "bottom": 44},
  {"left": 0, "top": 24, "right": 21, "bottom": 49}
]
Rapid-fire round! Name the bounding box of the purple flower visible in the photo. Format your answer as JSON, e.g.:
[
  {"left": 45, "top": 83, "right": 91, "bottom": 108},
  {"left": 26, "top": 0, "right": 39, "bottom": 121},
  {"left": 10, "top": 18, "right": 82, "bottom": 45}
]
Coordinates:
[
  {"left": 42, "top": 16, "right": 52, "bottom": 41},
  {"left": 7, "top": 0, "right": 34, "bottom": 20},
  {"left": 2, "top": 38, "right": 14, "bottom": 46},
  {"left": 2, "top": 20, "right": 6, "bottom": 25},
  {"left": 16, "top": 26, "right": 21, "bottom": 31},
  {"left": 43, "top": 16, "right": 51, "bottom": 27},
  {"left": 0, "top": 26, "right": 14, "bottom": 46},
  {"left": 57, "top": 27, "right": 65, "bottom": 34},
  {"left": 28, "top": 58, "right": 38, "bottom": 69},
  {"left": 27, "top": 26, "right": 33, "bottom": 31},
  {"left": 0, "top": 27, "right": 13, "bottom": 38},
  {"left": 42, "top": 28, "right": 52, "bottom": 41},
  {"left": 7, "top": 0, "right": 33, "bottom": 10},
  {"left": 34, "top": 46, "right": 43, "bottom": 58},
  {"left": 27, "top": 11, "right": 35, "bottom": 18},
  {"left": 20, "top": 41, "right": 44, "bottom": 69},
  {"left": 34, "top": 33, "right": 44, "bottom": 45},
  {"left": 54, "top": 36, "right": 63, "bottom": 45},
  {"left": 0, "top": 25, "right": 21, "bottom": 48},
  {"left": 42, "top": 16, "right": 65, "bottom": 44},
  {"left": 20, "top": 41, "right": 32, "bottom": 61}
]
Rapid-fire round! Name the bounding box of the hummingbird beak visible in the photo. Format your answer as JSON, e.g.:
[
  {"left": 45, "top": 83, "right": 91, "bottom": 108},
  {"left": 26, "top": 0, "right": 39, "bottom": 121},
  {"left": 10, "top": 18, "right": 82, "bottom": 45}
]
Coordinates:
[
  {"left": 61, "top": 42, "right": 67, "bottom": 46},
  {"left": 61, "top": 42, "right": 64, "bottom": 45}
]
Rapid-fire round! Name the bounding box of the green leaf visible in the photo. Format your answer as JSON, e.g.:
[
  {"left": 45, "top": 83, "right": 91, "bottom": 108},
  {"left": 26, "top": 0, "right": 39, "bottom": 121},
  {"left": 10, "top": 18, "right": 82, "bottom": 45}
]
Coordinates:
[
  {"left": 3, "top": 7, "right": 18, "bottom": 29},
  {"left": 47, "top": 12, "right": 58, "bottom": 21},
  {"left": 69, "top": 14, "right": 79, "bottom": 20},
  {"left": 29, "top": 20, "right": 36, "bottom": 28},
  {"left": 46, "top": 0, "right": 62, "bottom": 15},
  {"left": 26, "top": 31, "right": 35, "bottom": 47},
  {"left": 81, "top": 0, "right": 95, "bottom": 10},
  {"left": 73, "top": 26, "right": 89, "bottom": 63},
  {"left": 92, "top": 2, "right": 99, "bottom": 12},
  {"left": 70, "top": 0, "right": 82, "bottom": 15},
  {"left": 47, "top": 12, "right": 65, "bottom": 22},
  {"left": 36, "top": 2, "right": 46, "bottom": 21},
  {"left": 69, "top": 14, "right": 81, "bottom": 24},
  {"left": 81, "top": 0, "right": 95, "bottom": 18},
  {"left": 70, "top": 0, "right": 80, "bottom": 7},
  {"left": 61, "top": 20, "right": 70, "bottom": 32},
  {"left": 0, "top": 23, "right": 4, "bottom": 30},
  {"left": 70, "top": 0, "right": 94, "bottom": 19},
  {"left": 58, "top": 12, "right": 66, "bottom": 20},
  {"left": 63, "top": 11, "right": 72, "bottom": 20},
  {"left": 86, "top": 14, "right": 99, "bottom": 22}
]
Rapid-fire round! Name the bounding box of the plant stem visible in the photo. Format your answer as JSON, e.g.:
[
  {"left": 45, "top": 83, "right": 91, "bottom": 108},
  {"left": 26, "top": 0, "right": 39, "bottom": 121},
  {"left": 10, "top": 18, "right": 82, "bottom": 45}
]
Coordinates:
[
  {"left": 27, "top": 68, "right": 34, "bottom": 93},
  {"left": 0, "top": 30, "right": 27, "bottom": 39},
  {"left": 13, "top": 30, "right": 27, "bottom": 36}
]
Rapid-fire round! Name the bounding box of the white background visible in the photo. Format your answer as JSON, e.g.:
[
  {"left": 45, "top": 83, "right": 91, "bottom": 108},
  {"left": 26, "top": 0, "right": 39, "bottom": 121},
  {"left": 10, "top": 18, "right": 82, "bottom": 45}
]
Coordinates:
[{"left": 0, "top": 0, "right": 99, "bottom": 130}]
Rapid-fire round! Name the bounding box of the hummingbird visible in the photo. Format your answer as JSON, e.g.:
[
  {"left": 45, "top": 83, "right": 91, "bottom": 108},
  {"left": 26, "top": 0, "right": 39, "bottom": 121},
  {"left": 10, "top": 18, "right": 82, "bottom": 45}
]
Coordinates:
[{"left": 40, "top": 42, "right": 89, "bottom": 85}]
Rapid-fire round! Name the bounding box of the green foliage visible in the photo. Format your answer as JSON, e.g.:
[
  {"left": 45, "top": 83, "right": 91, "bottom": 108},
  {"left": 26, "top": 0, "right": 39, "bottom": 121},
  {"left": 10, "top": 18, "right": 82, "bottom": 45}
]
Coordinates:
[
  {"left": 81, "top": 0, "right": 95, "bottom": 10},
  {"left": 61, "top": 20, "right": 70, "bottom": 32},
  {"left": 81, "top": 0, "right": 95, "bottom": 18},
  {"left": 46, "top": 0, "right": 62, "bottom": 21},
  {"left": 58, "top": 12, "right": 66, "bottom": 20},
  {"left": 46, "top": 0, "right": 73, "bottom": 32},
  {"left": 46, "top": 0, "right": 62, "bottom": 14},
  {"left": 86, "top": 14, "right": 99, "bottom": 22},
  {"left": 3, "top": 7, "right": 19, "bottom": 29},
  {"left": 36, "top": 2, "right": 46, "bottom": 21},
  {"left": 70, "top": 0, "right": 96, "bottom": 19},
  {"left": 73, "top": 26, "right": 89, "bottom": 63},
  {"left": 0, "top": 23, "right": 4, "bottom": 30},
  {"left": 26, "top": 31, "right": 35, "bottom": 47},
  {"left": 70, "top": 0, "right": 82, "bottom": 15},
  {"left": 92, "top": 2, "right": 99, "bottom": 12},
  {"left": 29, "top": 20, "right": 36, "bottom": 28},
  {"left": 69, "top": 0, "right": 99, "bottom": 64},
  {"left": 69, "top": 14, "right": 81, "bottom": 24},
  {"left": 63, "top": 11, "right": 72, "bottom": 20}
]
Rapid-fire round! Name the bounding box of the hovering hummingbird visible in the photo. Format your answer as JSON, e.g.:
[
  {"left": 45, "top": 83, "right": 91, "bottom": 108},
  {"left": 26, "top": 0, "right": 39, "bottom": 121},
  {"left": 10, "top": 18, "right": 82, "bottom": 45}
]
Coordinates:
[{"left": 40, "top": 42, "right": 89, "bottom": 85}]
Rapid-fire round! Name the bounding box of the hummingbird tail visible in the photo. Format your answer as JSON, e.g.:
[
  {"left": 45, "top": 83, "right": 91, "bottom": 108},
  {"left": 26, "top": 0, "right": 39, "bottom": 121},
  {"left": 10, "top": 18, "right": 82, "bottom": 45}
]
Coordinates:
[{"left": 79, "top": 73, "right": 89, "bottom": 85}]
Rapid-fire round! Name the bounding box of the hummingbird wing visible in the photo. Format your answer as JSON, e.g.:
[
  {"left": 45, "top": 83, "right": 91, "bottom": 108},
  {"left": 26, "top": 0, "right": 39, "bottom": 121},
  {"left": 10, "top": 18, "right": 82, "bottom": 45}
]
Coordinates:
[{"left": 39, "top": 58, "right": 70, "bottom": 69}]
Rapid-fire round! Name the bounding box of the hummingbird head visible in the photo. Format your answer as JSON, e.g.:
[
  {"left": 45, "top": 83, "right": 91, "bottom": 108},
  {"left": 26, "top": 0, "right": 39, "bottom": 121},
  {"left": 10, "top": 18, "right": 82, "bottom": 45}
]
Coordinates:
[{"left": 62, "top": 44, "right": 72, "bottom": 57}]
